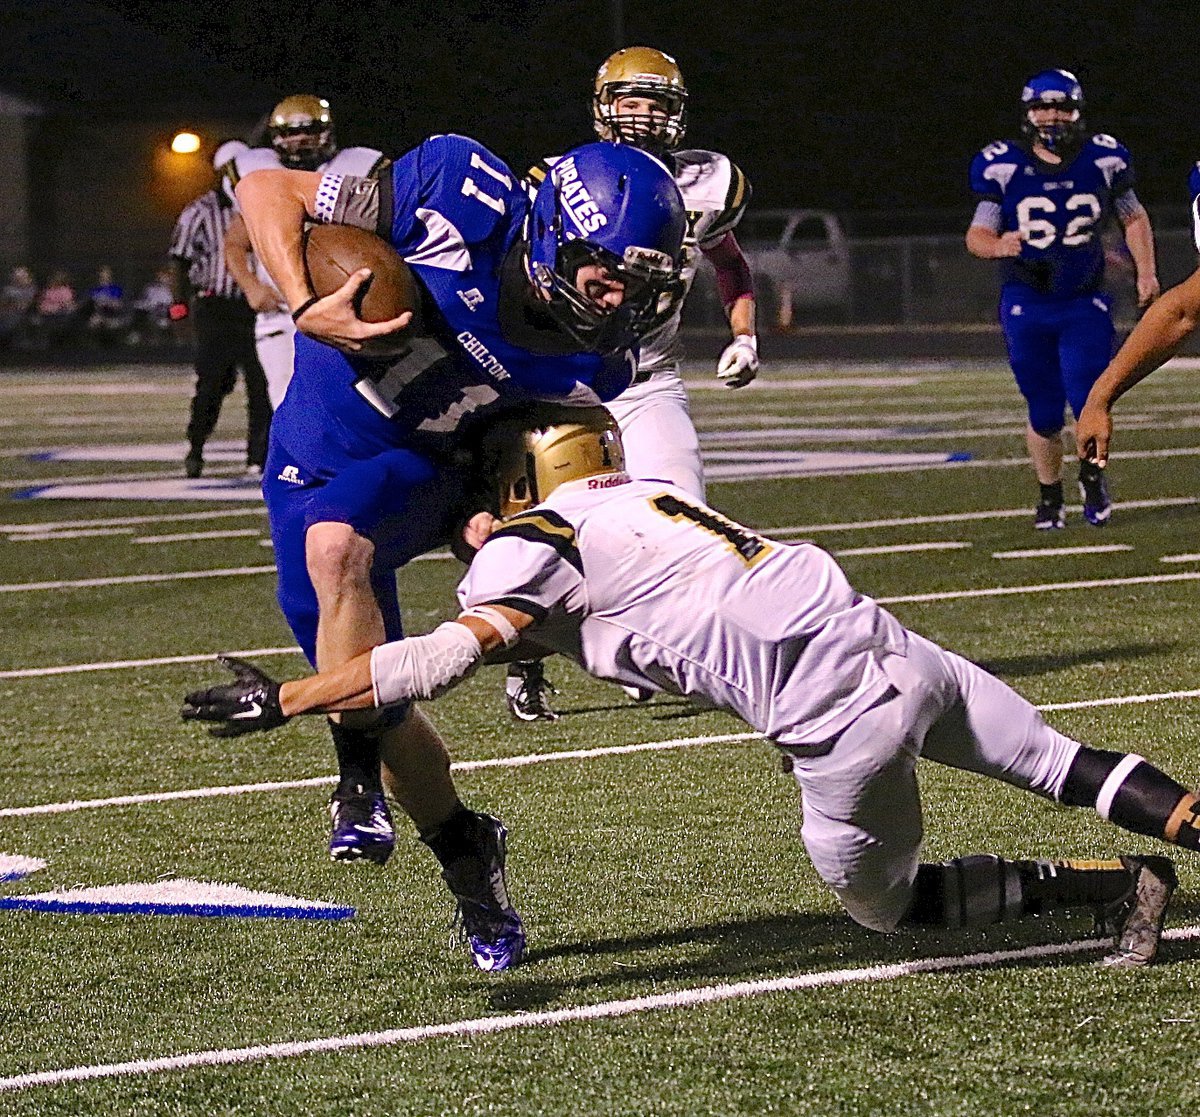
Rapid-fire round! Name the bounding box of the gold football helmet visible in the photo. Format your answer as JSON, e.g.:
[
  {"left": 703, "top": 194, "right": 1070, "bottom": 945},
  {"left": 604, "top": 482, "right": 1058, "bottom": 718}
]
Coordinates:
[
  {"left": 483, "top": 406, "right": 625, "bottom": 519},
  {"left": 592, "top": 46, "right": 688, "bottom": 155},
  {"left": 269, "top": 94, "right": 336, "bottom": 170}
]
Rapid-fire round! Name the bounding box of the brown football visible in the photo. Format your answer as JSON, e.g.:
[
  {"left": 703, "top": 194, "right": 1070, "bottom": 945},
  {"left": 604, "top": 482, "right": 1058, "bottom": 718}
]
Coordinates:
[{"left": 301, "top": 224, "right": 421, "bottom": 348}]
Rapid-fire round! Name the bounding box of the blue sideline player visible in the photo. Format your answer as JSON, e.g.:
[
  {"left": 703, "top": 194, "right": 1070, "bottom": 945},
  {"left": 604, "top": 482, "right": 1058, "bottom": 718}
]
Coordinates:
[
  {"left": 967, "top": 69, "right": 1159, "bottom": 530},
  {"left": 230, "top": 135, "right": 685, "bottom": 971}
]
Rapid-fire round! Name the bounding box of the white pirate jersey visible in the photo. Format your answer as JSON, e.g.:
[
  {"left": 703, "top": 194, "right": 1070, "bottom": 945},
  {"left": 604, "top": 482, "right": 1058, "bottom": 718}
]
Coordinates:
[
  {"left": 219, "top": 145, "right": 390, "bottom": 302},
  {"left": 457, "top": 476, "right": 907, "bottom": 748},
  {"left": 527, "top": 150, "right": 750, "bottom": 375}
]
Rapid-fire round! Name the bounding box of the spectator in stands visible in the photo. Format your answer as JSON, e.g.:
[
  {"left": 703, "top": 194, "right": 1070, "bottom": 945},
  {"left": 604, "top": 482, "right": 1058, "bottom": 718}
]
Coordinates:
[
  {"left": 29, "top": 271, "right": 80, "bottom": 348},
  {"left": 128, "top": 268, "right": 177, "bottom": 345},
  {"left": 85, "top": 265, "right": 129, "bottom": 346},
  {"left": 0, "top": 265, "right": 37, "bottom": 348}
]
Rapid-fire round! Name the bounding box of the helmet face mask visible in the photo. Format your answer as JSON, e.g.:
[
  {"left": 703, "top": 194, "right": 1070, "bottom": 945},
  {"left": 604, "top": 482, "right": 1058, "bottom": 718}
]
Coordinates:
[
  {"left": 593, "top": 47, "right": 688, "bottom": 156},
  {"left": 270, "top": 94, "right": 336, "bottom": 170},
  {"left": 1020, "top": 69, "right": 1086, "bottom": 155},
  {"left": 482, "top": 406, "right": 625, "bottom": 519},
  {"left": 525, "top": 143, "right": 686, "bottom": 354}
]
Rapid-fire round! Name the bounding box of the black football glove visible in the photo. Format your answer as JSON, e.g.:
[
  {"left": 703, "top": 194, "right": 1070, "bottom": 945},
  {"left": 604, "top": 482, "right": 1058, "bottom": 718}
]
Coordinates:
[{"left": 181, "top": 654, "right": 288, "bottom": 738}]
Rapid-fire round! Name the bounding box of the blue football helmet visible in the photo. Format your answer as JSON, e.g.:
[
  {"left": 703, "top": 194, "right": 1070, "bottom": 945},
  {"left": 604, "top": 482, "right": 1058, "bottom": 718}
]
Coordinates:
[
  {"left": 526, "top": 142, "right": 686, "bottom": 353},
  {"left": 1020, "top": 69, "right": 1086, "bottom": 153}
]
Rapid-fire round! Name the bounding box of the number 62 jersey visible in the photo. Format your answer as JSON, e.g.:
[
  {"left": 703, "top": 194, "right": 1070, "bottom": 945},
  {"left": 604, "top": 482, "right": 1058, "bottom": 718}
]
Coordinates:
[{"left": 968, "top": 134, "right": 1138, "bottom": 299}]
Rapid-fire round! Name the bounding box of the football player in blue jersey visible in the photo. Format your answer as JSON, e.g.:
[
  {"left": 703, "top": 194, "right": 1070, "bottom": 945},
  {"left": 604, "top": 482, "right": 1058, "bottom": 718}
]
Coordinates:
[
  {"left": 967, "top": 69, "right": 1160, "bottom": 530},
  {"left": 230, "top": 135, "right": 685, "bottom": 971}
]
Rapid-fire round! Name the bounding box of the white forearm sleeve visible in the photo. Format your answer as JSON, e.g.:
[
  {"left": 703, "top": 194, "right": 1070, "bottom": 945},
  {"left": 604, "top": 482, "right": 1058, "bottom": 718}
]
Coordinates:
[{"left": 370, "top": 622, "right": 484, "bottom": 705}]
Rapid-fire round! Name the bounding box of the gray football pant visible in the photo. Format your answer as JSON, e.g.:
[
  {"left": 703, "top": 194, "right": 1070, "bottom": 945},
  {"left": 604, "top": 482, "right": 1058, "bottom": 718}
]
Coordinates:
[{"left": 788, "top": 630, "right": 1081, "bottom": 932}]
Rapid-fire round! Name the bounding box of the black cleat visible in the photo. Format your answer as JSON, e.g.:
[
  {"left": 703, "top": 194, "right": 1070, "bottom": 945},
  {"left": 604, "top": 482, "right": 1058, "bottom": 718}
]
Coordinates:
[
  {"left": 1078, "top": 462, "right": 1113, "bottom": 527},
  {"left": 184, "top": 451, "right": 204, "bottom": 479},
  {"left": 505, "top": 660, "right": 559, "bottom": 722},
  {"left": 436, "top": 812, "right": 526, "bottom": 971},
  {"left": 328, "top": 786, "right": 395, "bottom": 865},
  {"left": 1034, "top": 499, "right": 1066, "bottom": 530},
  {"left": 1098, "top": 855, "right": 1177, "bottom": 968}
]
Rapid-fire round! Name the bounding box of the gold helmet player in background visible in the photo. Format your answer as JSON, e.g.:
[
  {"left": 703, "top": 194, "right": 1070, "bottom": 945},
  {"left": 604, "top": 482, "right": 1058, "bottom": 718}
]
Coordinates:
[
  {"left": 269, "top": 94, "right": 337, "bottom": 170},
  {"left": 592, "top": 46, "right": 688, "bottom": 157}
]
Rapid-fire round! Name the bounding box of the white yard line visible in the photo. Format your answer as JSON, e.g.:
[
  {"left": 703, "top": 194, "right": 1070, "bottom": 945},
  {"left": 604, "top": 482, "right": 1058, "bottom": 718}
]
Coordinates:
[
  {"left": 0, "top": 646, "right": 302, "bottom": 680},
  {"left": 131, "top": 529, "right": 263, "bottom": 545},
  {"left": 0, "top": 566, "right": 276, "bottom": 593},
  {"left": 2, "top": 926, "right": 1197, "bottom": 1094},
  {"left": 5, "top": 675, "right": 1200, "bottom": 818},
  {"left": 0, "top": 733, "right": 761, "bottom": 817},
  {"left": 771, "top": 496, "right": 1199, "bottom": 535},
  {"left": 992, "top": 545, "right": 1133, "bottom": 560},
  {"left": 1159, "top": 553, "right": 1200, "bottom": 564},
  {"left": 8, "top": 528, "right": 136, "bottom": 542},
  {"left": 834, "top": 542, "right": 972, "bottom": 557},
  {"left": 0, "top": 467, "right": 245, "bottom": 491},
  {"left": 877, "top": 571, "right": 1200, "bottom": 605},
  {"left": 0, "top": 508, "right": 267, "bottom": 533}
]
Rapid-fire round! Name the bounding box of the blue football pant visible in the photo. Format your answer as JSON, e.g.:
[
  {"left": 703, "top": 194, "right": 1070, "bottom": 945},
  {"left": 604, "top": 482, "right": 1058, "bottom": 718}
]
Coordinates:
[
  {"left": 1000, "top": 290, "right": 1115, "bottom": 435},
  {"left": 262, "top": 441, "right": 468, "bottom": 666}
]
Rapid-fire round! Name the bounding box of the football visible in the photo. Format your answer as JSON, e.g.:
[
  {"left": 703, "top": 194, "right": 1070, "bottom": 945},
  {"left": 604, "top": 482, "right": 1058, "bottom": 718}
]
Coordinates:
[{"left": 301, "top": 223, "right": 421, "bottom": 344}]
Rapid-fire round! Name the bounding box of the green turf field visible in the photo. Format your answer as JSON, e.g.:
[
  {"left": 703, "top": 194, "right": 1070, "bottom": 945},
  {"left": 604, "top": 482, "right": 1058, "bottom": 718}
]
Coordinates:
[{"left": 2, "top": 359, "right": 1199, "bottom": 1115}]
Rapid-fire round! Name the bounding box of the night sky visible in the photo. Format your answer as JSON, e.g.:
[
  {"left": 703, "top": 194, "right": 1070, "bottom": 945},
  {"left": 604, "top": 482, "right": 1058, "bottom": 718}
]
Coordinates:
[{"left": 6, "top": 0, "right": 1199, "bottom": 229}]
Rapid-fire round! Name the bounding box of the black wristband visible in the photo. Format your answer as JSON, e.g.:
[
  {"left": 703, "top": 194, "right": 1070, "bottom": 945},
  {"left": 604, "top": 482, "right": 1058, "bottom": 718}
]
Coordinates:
[{"left": 291, "top": 295, "right": 320, "bottom": 322}]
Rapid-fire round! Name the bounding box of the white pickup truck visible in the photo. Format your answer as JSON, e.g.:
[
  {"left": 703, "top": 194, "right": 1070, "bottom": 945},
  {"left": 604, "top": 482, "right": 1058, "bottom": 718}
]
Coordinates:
[{"left": 737, "top": 208, "right": 852, "bottom": 326}]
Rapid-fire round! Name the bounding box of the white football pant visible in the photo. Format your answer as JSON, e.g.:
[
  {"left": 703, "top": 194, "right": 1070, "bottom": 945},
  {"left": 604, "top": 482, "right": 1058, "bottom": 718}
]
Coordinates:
[
  {"left": 788, "top": 631, "right": 1081, "bottom": 933},
  {"left": 606, "top": 373, "right": 705, "bottom": 501}
]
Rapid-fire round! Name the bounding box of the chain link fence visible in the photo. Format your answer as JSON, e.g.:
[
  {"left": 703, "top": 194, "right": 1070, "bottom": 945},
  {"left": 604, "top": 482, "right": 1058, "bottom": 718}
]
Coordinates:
[{"left": 685, "top": 227, "right": 1198, "bottom": 331}]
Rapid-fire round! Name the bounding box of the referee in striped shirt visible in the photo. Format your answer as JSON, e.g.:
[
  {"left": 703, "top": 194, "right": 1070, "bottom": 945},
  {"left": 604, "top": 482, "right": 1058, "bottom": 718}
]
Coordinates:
[{"left": 169, "top": 145, "right": 271, "bottom": 478}]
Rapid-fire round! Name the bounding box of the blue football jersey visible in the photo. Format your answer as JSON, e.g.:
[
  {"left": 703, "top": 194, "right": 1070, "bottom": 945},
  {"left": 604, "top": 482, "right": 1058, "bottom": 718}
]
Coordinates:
[
  {"left": 1189, "top": 161, "right": 1200, "bottom": 251},
  {"left": 273, "top": 134, "right": 635, "bottom": 476},
  {"left": 969, "top": 135, "right": 1136, "bottom": 299}
]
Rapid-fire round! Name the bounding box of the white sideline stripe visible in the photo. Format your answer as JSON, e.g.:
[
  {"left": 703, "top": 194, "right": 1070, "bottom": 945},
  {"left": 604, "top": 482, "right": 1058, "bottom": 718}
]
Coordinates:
[
  {"left": 4, "top": 927, "right": 1199, "bottom": 1093},
  {"left": 0, "top": 508, "right": 266, "bottom": 533},
  {"left": 772, "top": 496, "right": 1199, "bottom": 536},
  {"left": 0, "top": 733, "right": 761, "bottom": 818},
  {"left": 1160, "top": 553, "right": 1200, "bottom": 564},
  {"left": 992, "top": 544, "right": 1133, "bottom": 560},
  {"left": 0, "top": 566, "right": 276, "bottom": 593},
  {"left": 877, "top": 570, "right": 1200, "bottom": 605},
  {"left": 132, "top": 529, "right": 262, "bottom": 544},
  {"left": 834, "top": 541, "right": 971, "bottom": 557},
  {"left": 0, "top": 646, "right": 302, "bottom": 681}
]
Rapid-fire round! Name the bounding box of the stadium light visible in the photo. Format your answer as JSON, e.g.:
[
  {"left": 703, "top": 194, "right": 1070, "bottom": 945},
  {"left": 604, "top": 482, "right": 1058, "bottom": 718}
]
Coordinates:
[{"left": 170, "top": 131, "right": 202, "bottom": 155}]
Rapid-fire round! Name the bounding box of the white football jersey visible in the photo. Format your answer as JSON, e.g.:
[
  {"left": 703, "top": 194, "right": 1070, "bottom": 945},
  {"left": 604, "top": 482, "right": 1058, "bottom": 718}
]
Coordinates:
[
  {"left": 527, "top": 150, "right": 750, "bottom": 374},
  {"left": 221, "top": 145, "right": 389, "bottom": 294},
  {"left": 457, "top": 476, "right": 908, "bottom": 748}
]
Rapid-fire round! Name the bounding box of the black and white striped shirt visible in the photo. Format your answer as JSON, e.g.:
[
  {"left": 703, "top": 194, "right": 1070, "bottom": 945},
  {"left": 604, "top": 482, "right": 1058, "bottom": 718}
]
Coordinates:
[{"left": 169, "top": 189, "right": 241, "bottom": 299}]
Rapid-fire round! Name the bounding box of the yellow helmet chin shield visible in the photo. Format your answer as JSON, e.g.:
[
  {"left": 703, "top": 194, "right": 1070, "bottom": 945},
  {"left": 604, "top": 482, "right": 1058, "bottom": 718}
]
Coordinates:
[
  {"left": 484, "top": 406, "right": 625, "bottom": 519},
  {"left": 269, "top": 94, "right": 336, "bottom": 170},
  {"left": 592, "top": 46, "right": 688, "bottom": 154}
]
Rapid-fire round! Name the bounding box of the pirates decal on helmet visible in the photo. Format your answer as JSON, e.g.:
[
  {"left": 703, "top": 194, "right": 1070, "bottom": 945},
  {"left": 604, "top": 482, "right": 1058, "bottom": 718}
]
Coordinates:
[
  {"left": 525, "top": 142, "right": 686, "bottom": 354},
  {"left": 593, "top": 46, "right": 688, "bottom": 156}
]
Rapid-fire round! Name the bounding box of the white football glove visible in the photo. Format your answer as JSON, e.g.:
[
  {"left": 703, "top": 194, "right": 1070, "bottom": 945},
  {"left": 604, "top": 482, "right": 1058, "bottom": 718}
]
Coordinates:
[{"left": 716, "top": 334, "right": 759, "bottom": 388}]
